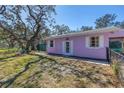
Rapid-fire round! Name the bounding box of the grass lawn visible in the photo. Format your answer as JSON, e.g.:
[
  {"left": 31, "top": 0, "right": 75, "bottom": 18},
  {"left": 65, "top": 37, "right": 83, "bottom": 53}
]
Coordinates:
[
  {"left": 0, "top": 49, "right": 122, "bottom": 88},
  {"left": 0, "top": 48, "right": 18, "bottom": 54}
]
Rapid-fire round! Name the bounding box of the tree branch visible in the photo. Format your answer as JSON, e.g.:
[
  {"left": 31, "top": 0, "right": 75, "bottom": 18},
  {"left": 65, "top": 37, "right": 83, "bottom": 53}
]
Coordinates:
[
  {"left": 0, "top": 5, "right": 6, "bottom": 14},
  {"left": 0, "top": 22, "right": 23, "bottom": 46}
]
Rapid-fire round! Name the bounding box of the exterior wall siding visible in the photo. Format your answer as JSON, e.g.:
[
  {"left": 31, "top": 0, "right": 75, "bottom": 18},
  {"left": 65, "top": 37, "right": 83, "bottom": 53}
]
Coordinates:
[{"left": 47, "top": 30, "right": 124, "bottom": 60}]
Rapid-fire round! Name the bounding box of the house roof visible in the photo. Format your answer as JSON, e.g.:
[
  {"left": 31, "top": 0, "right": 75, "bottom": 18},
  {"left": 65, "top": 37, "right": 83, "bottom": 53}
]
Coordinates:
[{"left": 46, "top": 27, "right": 122, "bottom": 40}]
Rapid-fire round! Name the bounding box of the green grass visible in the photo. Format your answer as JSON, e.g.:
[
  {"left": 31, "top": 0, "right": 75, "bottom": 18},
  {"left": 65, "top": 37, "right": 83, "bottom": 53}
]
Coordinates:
[
  {"left": 0, "top": 53, "right": 17, "bottom": 60},
  {"left": 0, "top": 48, "right": 19, "bottom": 54},
  {"left": 0, "top": 48, "right": 20, "bottom": 61},
  {"left": 0, "top": 55, "right": 40, "bottom": 81}
]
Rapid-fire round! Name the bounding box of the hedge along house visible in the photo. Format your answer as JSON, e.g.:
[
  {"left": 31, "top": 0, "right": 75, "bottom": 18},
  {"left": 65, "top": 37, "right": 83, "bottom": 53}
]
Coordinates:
[{"left": 46, "top": 27, "right": 124, "bottom": 60}]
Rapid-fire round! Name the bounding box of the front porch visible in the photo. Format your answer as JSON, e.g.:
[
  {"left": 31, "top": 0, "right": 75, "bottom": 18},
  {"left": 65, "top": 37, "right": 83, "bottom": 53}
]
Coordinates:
[{"left": 109, "top": 37, "right": 124, "bottom": 53}]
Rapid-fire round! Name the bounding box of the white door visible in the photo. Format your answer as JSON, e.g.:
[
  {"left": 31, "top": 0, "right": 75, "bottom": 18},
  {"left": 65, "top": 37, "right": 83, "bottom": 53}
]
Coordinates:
[{"left": 63, "top": 41, "right": 73, "bottom": 55}]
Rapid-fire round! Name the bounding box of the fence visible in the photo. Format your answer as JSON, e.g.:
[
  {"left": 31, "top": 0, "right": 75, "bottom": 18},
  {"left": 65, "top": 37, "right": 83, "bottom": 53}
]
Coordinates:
[
  {"left": 107, "top": 47, "right": 124, "bottom": 64},
  {"left": 37, "top": 44, "right": 46, "bottom": 51}
]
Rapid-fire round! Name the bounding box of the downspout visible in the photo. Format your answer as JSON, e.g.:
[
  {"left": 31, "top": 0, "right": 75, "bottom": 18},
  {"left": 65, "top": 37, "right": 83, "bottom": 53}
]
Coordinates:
[{"left": 122, "top": 39, "right": 124, "bottom": 52}]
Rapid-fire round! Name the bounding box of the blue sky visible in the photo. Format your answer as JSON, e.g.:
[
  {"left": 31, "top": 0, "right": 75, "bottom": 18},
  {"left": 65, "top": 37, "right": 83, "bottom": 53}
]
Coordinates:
[{"left": 55, "top": 5, "right": 124, "bottom": 30}]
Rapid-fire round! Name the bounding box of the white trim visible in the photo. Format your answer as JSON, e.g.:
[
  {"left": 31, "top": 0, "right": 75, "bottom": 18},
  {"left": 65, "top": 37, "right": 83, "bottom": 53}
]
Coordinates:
[
  {"left": 71, "top": 40, "right": 73, "bottom": 55},
  {"left": 62, "top": 41, "right": 65, "bottom": 54},
  {"left": 99, "top": 35, "right": 104, "bottom": 48},
  {"left": 62, "top": 40, "right": 73, "bottom": 55},
  {"left": 46, "top": 40, "right": 50, "bottom": 49},
  {"left": 47, "top": 40, "right": 55, "bottom": 48},
  {"left": 86, "top": 36, "right": 89, "bottom": 48},
  {"left": 85, "top": 35, "right": 104, "bottom": 49}
]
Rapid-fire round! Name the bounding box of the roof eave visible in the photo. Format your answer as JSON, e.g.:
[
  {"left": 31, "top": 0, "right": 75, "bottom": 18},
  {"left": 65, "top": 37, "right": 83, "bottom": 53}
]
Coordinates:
[{"left": 45, "top": 27, "right": 122, "bottom": 40}]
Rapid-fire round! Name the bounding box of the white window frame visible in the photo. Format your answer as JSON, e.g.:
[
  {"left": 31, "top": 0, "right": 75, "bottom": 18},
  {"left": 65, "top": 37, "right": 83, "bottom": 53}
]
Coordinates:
[
  {"left": 47, "top": 40, "right": 55, "bottom": 48},
  {"left": 86, "top": 35, "right": 104, "bottom": 49},
  {"left": 90, "top": 36, "right": 99, "bottom": 47}
]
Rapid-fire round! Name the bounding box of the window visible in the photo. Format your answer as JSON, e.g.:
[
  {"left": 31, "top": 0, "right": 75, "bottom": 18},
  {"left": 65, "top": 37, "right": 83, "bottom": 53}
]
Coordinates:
[
  {"left": 90, "top": 36, "right": 99, "bottom": 47},
  {"left": 50, "top": 40, "right": 54, "bottom": 47},
  {"left": 65, "top": 42, "right": 70, "bottom": 53}
]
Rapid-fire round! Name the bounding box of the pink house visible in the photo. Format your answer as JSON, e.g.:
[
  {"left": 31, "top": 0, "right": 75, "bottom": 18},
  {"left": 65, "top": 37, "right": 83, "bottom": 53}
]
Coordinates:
[{"left": 46, "top": 27, "right": 124, "bottom": 60}]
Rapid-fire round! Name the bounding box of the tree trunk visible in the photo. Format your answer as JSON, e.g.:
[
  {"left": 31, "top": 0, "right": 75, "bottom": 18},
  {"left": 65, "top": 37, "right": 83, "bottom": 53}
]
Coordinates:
[{"left": 25, "top": 41, "right": 31, "bottom": 53}]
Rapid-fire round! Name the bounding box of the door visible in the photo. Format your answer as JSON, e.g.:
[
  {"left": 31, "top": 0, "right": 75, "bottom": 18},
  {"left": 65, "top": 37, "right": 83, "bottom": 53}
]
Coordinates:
[{"left": 63, "top": 41, "right": 73, "bottom": 55}]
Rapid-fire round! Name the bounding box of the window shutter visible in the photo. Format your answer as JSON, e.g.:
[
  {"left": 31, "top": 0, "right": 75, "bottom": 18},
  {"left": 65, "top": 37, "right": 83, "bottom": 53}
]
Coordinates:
[
  {"left": 86, "top": 37, "right": 89, "bottom": 48},
  {"left": 70, "top": 40, "right": 73, "bottom": 54},
  {"left": 99, "top": 35, "right": 104, "bottom": 48},
  {"left": 47, "top": 40, "right": 50, "bottom": 48},
  {"left": 62, "top": 41, "right": 65, "bottom": 54}
]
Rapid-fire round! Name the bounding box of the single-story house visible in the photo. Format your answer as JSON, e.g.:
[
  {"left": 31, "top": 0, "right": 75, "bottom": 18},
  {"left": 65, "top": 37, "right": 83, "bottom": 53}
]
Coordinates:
[{"left": 46, "top": 27, "right": 124, "bottom": 60}]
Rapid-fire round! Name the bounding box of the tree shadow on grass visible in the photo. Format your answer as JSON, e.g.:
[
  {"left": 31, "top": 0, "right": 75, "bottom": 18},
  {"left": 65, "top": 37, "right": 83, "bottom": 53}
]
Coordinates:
[
  {"left": 25, "top": 55, "right": 99, "bottom": 87},
  {"left": 36, "top": 55, "right": 117, "bottom": 87},
  {"left": 0, "top": 54, "right": 117, "bottom": 88},
  {"left": 0, "top": 56, "right": 43, "bottom": 88}
]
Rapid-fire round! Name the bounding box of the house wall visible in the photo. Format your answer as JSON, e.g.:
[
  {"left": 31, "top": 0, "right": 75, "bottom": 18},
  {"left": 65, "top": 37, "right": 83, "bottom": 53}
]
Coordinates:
[{"left": 47, "top": 30, "right": 124, "bottom": 60}]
